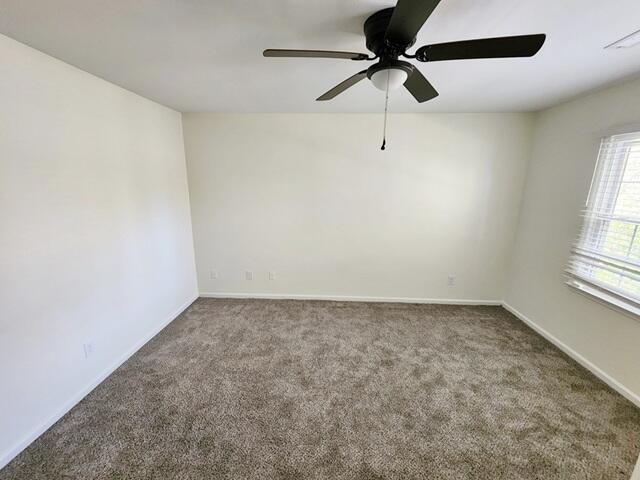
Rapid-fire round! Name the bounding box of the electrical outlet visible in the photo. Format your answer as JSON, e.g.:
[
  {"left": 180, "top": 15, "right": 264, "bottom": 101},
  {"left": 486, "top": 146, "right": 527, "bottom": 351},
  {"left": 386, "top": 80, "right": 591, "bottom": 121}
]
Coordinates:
[
  {"left": 447, "top": 275, "right": 456, "bottom": 286},
  {"left": 269, "top": 271, "right": 276, "bottom": 281},
  {"left": 210, "top": 269, "right": 218, "bottom": 280},
  {"left": 245, "top": 270, "right": 254, "bottom": 281},
  {"left": 83, "top": 343, "right": 93, "bottom": 359}
]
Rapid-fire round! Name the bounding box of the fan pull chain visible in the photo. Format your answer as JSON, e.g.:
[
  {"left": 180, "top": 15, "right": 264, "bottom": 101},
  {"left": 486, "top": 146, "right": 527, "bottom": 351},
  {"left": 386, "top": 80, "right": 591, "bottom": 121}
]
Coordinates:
[{"left": 381, "top": 69, "right": 390, "bottom": 151}]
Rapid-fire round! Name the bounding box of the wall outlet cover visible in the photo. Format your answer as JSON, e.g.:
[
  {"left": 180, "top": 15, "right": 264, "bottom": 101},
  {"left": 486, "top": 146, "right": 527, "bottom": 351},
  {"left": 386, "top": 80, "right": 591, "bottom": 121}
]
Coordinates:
[{"left": 83, "top": 343, "right": 93, "bottom": 359}]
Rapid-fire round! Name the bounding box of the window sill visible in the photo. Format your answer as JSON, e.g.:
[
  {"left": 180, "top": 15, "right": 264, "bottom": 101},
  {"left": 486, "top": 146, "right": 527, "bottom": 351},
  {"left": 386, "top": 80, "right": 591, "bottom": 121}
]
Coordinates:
[{"left": 567, "top": 279, "right": 640, "bottom": 321}]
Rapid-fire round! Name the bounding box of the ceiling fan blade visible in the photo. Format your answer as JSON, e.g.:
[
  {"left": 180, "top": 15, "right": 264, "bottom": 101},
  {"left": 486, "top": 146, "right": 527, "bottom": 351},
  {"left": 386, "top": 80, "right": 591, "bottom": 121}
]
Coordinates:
[
  {"left": 385, "top": 0, "right": 442, "bottom": 47},
  {"left": 404, "top": 67, "right": 439, "bottom": 103},
  {"left": 263, "top": 49, "right": 369, "bottom": 60},
  {"left": 316, "top": 70, "right": 368, "bottom": 101},
  {"left": 415, "top": 34, "right": 546, "bottom": 62}
]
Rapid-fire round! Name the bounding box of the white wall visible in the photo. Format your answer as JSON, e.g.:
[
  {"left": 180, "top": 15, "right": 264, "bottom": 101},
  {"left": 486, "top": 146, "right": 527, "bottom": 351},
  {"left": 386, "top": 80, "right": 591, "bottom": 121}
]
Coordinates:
[
  {"left": 505, "top": 77, "right": 640, "bottom": 402},
  {"left": 0, "top": 34, "right": 198, "bottom": 466},
  {"left": 184, "top": 113, "right": 534, "bottom": 302}
]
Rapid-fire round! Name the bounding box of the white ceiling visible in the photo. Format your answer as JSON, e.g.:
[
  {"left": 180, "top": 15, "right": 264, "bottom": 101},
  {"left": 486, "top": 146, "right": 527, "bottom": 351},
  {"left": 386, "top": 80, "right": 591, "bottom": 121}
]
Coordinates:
[{"left": 1, "top": 0, "right": 639, "bottom": 113}]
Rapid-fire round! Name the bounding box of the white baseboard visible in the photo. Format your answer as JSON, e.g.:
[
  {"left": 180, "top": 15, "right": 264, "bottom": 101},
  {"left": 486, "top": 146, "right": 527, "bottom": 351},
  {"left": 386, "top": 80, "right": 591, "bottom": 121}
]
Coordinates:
[
  {"left": 199, "top": 292, "right": 502, "bottom": 306},
  {"left": 502, "top": 302, "right": 640, "bottom": 409},
  {"left": 0, "top": 293, "right": 198, "bottom": 470},
  {"left": 632, "top": 455, "right": 640, "bottom": 480}
]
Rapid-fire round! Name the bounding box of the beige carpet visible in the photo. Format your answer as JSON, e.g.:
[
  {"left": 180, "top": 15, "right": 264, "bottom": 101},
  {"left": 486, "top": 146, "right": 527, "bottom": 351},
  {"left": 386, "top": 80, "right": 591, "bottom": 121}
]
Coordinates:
[{"left": 2, "top": 298, "right": 639, "bottom": 479}]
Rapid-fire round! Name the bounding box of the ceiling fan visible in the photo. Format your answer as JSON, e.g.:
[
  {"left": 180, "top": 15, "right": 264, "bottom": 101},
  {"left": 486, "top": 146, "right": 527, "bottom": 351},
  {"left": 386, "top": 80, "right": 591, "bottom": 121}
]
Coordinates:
[{"left": 263, "top": 0, "right": 546, "bottom": 104}]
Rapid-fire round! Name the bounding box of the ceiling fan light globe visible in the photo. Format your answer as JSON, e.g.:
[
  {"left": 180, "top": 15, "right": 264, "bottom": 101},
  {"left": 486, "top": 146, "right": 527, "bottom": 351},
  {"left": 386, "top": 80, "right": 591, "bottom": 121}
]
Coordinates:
[{"left": 370, "top": 68, "right": 408, "bottom": 91}]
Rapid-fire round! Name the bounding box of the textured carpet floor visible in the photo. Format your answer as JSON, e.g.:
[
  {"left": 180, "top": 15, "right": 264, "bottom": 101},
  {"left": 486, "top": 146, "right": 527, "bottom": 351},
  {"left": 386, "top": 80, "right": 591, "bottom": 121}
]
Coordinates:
[{"left": 2, "top": 299, "right": 639, "bottom": 479}]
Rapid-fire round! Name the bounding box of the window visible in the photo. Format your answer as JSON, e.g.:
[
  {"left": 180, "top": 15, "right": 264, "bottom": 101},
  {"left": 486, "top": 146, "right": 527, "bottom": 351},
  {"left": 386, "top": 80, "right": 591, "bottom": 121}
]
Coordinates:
[{"left": 568, "top": 131, "right": 640, "bottom": 316}]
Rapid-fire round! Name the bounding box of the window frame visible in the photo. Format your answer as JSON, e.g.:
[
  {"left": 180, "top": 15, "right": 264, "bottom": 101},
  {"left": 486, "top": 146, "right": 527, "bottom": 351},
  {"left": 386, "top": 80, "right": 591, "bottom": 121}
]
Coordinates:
[{"left": 567, "top": 129, "right": 640, "bottom": 320}]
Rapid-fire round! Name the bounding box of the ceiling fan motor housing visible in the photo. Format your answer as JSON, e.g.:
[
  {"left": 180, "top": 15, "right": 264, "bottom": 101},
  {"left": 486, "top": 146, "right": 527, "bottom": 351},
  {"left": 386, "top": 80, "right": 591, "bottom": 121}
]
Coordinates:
[{"left": 364, "top": 8, "right": 415, "bottom": 59}]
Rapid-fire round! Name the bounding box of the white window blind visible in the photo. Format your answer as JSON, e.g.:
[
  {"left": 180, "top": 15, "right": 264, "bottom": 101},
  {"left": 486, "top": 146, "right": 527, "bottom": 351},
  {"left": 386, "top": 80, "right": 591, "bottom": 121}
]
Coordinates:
[{"left": 568, "top": 131, "right": 640, "bottom": 313}]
